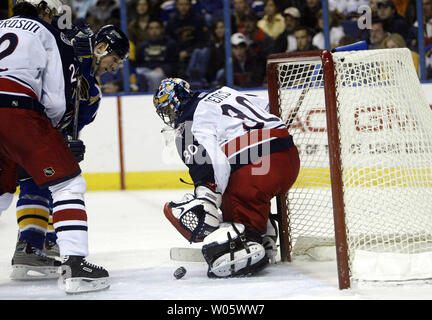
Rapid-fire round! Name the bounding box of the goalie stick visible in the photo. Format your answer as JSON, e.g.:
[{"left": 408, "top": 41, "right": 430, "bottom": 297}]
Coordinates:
[
  {"left": 170, "top": 247, "right": 205, "bottom": 262},
  {"left": 170, "top": 244, "right": 279, "bottom": 263},
  {"left": 169, "top": 223, "right": 274, "bottom": 263}
]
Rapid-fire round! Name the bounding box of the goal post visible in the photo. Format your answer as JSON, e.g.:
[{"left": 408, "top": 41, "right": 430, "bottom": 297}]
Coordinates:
[{"left": 267, "top": 48, "right": 432, "bottom": 289}]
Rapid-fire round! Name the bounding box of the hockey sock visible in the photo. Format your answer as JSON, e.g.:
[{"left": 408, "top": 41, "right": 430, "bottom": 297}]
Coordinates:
[
  {"left": 16, "top": 191, "right": 51, "bottom": 250},
  {"left": 52, "top": 194, "right": 88, "bottom": 257},
  {"left": 45, "top": 211, "right": 57, "bottom": 243},
  {"left": 49, "top": 175, "right": 88, "bottom": 257}
]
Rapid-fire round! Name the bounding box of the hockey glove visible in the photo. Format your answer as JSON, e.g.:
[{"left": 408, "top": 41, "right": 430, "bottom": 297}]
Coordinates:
[
  {"left": 66, "top": 138, "right": 86, "bottom": 162},
  {"left": 164, "top": 192, "right": 221, "bottom": 243},
  {"left": 72, "top": 24, "right": 95, "bottom": 59}
]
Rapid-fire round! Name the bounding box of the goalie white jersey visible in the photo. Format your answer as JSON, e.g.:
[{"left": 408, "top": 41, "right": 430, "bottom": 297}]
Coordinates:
[
  {"left": 175, "top": 86, "right": 293, "bottom": 194},
  {"left": 0, "top": 16, "right": 76, "bottom": 127}
]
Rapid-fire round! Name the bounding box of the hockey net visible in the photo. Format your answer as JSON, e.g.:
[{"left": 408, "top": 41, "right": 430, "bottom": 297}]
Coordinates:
[{"left": 267, "top": 48, "right": 432, "bottom": 289}]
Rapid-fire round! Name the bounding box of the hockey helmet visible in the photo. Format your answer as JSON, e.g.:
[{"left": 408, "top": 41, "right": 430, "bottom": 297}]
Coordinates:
[
  {"left": 95, "top": 25, "right": 130, "bottom": 61},
  {"left": 153, "top": 78, "right": 193, "bottom": 128},
  {"left": 17, "top": 0, "right": 63, "bottom": 14}
]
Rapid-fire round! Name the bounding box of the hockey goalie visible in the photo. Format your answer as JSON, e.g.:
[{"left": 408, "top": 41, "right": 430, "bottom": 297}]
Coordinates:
[{"left": 153, "top": 78, "right": 300, "bottom": 278}]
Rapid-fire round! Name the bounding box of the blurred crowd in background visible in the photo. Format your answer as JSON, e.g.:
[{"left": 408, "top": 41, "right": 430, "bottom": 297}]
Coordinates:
[{"left": 1, "top": 0, "right": 432, "bottom": 93}]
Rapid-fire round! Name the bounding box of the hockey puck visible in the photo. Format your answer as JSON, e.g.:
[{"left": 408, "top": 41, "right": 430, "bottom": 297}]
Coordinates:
[{"left": 174, "top": 266, "right": 187, "bottom": 279}]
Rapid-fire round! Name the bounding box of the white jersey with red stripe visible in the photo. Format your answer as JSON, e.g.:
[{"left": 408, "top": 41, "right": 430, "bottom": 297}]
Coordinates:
[
  {"left": 175, "top": 86, "right": 293, "bottom": 194},
  {"left": 0, "top": 16, "right": 76, "bottom": 127}
]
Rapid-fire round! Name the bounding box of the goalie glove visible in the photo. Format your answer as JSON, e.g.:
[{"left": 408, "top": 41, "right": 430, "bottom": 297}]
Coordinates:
[{"left": 163, "top": 192, "right": 221, "bottom": 243}]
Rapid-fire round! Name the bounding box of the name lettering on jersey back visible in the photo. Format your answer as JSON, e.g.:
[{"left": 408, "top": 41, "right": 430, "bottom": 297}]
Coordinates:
[
  {"left": 0, "top": 19, "right": 41, "bottom": 34},
  {"left": 204, "top": 91, "right": 231, "bottom": 104}
]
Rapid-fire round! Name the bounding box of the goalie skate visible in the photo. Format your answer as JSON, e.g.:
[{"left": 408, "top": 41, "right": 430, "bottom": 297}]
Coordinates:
[
  {"left": 59, "top": 256, "right": 110, "bottom": 294},
  {"left": 10, "top": 240, "right": 61, "bottom": 280},
  {"left": 208, "top": 242, "right": 268, "bottom": 278},
  {"left": 202, "top": 223, "right": 269, "bottom": 278}
]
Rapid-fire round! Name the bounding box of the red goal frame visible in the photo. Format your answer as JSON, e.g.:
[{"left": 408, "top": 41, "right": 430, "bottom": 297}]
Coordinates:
[{"left": 266, "top": 50, "right": 351, "bottom": 289}]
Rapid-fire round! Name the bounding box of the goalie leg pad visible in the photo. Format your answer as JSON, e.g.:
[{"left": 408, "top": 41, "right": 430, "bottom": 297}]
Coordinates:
[
  {"left": 164, "top": 196, "right": 220, "bottom": 243},
  {"left": 202, "top": 223, "right": 269, "bottom": 278}
]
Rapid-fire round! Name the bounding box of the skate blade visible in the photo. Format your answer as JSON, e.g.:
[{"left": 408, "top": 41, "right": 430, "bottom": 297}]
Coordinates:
[
  {"left": 10, "top": 265, "right": 60, "bottom": 280},
  {"left": 63, "top": 277, "right": 110, "bottom": 294}
]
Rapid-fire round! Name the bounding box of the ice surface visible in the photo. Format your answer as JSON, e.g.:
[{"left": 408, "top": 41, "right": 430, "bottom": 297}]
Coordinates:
[{"left": 1, "top": 189, "right": 432, "bottom": 300}]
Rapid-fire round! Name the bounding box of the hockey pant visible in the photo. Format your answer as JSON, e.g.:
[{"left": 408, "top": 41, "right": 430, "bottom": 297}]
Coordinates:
[
  {"left": 221, "top": 146, "right": 300, "bottom": 235},
  {"left": 0, "top": 108, "right": 88, "bottom": 256}
]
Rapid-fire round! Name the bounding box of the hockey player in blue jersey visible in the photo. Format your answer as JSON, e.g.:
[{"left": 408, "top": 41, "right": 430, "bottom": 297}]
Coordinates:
[{"left": 9, "top": 2, "right": 130, "bottom": 282}]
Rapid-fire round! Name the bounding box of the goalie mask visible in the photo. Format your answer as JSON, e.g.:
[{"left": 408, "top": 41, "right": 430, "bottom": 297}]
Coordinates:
[{"left": 153, "top": 78, "right": 192, "bottom": 128}]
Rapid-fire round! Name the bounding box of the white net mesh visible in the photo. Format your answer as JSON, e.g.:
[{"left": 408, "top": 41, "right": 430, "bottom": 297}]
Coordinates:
[{"left": 271, "top": 48, "right": 432, "bottom": 281}]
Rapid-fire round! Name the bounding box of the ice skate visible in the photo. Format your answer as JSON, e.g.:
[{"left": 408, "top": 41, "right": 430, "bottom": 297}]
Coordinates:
[
  {"left": 10, "top": 240, "right": 61, "bottom": 280},
  {"left": 43, "top": 239, "right": 60, "bottom": 257},
  {"left": 60, "top": 256, "right": 110, "bottom": 294}
]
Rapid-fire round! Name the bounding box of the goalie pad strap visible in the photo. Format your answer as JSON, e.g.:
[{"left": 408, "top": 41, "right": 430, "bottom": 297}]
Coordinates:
[
  {"left": 232, "top": 223, "right": 252, "bottom": 275},
  {"left": 228, "top": 231, "right": 235, "bottom": 276}
]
